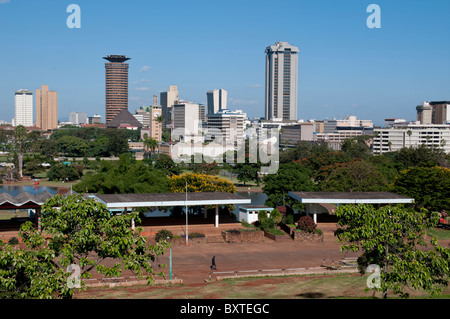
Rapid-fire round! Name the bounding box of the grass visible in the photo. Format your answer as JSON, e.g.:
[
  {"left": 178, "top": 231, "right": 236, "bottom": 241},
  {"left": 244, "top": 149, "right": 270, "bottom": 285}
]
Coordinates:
[
  {"left": 75, "top": 273, "right": 450, "bottom": 299},
  {"left": 427, "top": 228, "right": 450, "bottom": 240}
]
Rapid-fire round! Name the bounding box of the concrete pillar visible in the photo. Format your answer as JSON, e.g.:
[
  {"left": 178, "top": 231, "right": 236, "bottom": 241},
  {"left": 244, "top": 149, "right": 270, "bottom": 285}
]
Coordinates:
[
  {"left": 312, "top": 204, "right": 317, "bottom": 224},
  {"left": 215, "top": 205, "right": 219, "bottom": 227}
]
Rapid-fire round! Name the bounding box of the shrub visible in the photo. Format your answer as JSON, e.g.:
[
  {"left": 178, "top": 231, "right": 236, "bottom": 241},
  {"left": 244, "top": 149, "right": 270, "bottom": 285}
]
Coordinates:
[
  {"left": 297, "top": 215, "right": 316, "bottom": 233},
  {"left": 8, "top": 237, "right": 19, "bottom": 245},
  {"left": 155, "top": 229, "right": 174, "bottom": 242},
  {"left": 270, "top": 208, "right": 282, "bottom": 224},
  {"left": 284, "top": 214, "right": 294, "bottom": 225}
]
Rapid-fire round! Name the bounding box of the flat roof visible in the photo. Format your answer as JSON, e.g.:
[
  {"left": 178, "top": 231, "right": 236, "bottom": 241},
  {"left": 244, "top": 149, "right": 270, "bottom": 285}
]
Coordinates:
[
  {"left": 288, "top": 191, "right": 414, "bottom": 204},
  {"left": 91, "top": 192, "right": 251, "bottom": 209}
]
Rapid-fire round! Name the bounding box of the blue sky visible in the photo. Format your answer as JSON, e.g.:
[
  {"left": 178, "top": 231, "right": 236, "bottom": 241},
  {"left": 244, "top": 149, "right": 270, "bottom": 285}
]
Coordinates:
[{"left": 0, "top": 0, "right": 449, "bottom": 126}]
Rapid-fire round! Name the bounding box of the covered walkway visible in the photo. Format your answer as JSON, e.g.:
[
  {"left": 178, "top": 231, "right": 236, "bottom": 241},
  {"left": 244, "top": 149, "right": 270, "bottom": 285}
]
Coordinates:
[
  {"left": 90, "top": 192, "right": 251, "bottom": 228},
  {"left": 288, "top": 191, "right": 415, "bottom": 223}
]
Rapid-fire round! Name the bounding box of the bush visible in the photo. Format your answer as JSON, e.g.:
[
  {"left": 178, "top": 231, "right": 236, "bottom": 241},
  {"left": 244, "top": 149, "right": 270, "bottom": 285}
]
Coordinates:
[
  {"left": 8, "top": 237, "right": 19, "bottom": 245},
  {"left": 270, "top": 208, "right": 282, "bottom": 224},
  {"left": 297, "top": 215, "right": 316, "bottom": 233},
  {"left": 284, "top": 214, "right": 294, "bottom": 225},
  {"left": 155, "top": 229, "right": 174, "bottom": 242}
]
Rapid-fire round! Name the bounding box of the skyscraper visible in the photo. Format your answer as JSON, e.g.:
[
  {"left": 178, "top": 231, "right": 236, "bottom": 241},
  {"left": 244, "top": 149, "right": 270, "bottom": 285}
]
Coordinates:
[
  {"left": 206, "top": 89, "right": 227, "bottom": 114},
  {"left": 36, "top": 85, "right": 58, "bottom": 130},
  {"left": 160, "top": 85, "right": 179, "bottom": 129},
  {"left": 265, "top": 41, "right": 299, "bottom": 122},
  {"left": 103, "top": 55, "right": 130, "bottom": 124},
  {"left": 14, "top": 89, "right": 33, "bottom": 127}
]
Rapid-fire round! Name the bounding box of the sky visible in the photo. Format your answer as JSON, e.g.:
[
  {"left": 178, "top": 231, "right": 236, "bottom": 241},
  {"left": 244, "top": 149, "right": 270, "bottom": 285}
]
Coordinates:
[{"left": 0, "top": 0, "right": 449, "bottom": 126}]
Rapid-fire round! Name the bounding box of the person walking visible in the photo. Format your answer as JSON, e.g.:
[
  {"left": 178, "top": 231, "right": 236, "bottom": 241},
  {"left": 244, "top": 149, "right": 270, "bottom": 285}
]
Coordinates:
[{"left": 210, "top": 256, "right": 216, "bottom": 270}]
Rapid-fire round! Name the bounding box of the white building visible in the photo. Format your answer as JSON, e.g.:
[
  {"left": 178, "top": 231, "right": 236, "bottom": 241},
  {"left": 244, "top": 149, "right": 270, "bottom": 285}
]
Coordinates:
[
  {"left": 172, "top": 102, "right": 201, "bottom": 141},
  {"left": 265, "top": 41, "right": 299, "bottom": 122},
  {"left": 14, "top": 89, "right": 33, "bottom": 127},
  {"left": 206, "top": 89, "right": 227, "bottom": 115},
  {"left": 68, "top": 111, "right": 87, "bottom": 125},
  {"left": 373, "top": 124, "right": 450, "bottom": 154},
  {"left": 206, "top": 109, "right": 247, "bottom": 145}
]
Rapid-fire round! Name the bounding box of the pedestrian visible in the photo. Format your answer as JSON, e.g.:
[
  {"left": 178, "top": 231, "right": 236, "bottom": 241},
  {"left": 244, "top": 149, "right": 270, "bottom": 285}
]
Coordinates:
[{"left": 210, "top": 256, "right": 216, "bottom": 270}]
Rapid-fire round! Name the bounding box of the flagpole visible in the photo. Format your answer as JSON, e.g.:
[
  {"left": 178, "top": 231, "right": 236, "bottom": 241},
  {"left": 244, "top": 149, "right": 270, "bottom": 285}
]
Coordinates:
[{"left": 185, "top": 181, "right": 188, "bottom": 245}]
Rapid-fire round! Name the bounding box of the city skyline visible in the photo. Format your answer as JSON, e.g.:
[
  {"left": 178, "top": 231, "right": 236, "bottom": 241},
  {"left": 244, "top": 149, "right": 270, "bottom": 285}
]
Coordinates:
[{"left": 0, "top": 0, "right": 449, "bottom": 126}]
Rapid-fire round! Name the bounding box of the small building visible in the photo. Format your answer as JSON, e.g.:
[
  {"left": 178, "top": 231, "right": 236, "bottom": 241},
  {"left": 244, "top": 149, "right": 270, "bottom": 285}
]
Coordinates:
[{"left": 238, "top": 205, "right": 273, "bottom": 224}]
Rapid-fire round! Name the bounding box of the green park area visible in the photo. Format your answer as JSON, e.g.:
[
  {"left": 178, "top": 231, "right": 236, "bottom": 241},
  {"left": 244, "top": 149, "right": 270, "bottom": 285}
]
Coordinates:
[{"left": 0, "top": 125, "right": 449, "bottom": 299}]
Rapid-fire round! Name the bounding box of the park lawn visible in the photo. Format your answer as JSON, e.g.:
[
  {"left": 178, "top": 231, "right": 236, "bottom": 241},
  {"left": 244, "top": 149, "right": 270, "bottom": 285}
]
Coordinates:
[{"left": 75, "top": 273, "right": 450, "bottom": 299}]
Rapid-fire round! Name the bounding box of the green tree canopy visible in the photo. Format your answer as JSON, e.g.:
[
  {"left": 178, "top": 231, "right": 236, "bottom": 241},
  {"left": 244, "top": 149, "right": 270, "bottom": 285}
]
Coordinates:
[
  {"left": 0, "top": 194, "right": 168, "bottom": 299},
  {"left": 262, "top": 162, "right": 316, "bottom": 209},
  {"left": 73, "top": 155, "right": 169, "bottom": 194},
  {"left": 335, "top": 204, "right": 450, "bottom": 299},
  {"left": 321, "top": 160, "right": 388, "bottom": 192},
  {"left": 393, "top": 166, "right": 450, "bottom": 212}
]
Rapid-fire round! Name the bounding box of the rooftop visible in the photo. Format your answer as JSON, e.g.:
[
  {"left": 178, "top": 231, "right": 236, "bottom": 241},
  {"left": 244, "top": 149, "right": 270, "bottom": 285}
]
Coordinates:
[
  {"left": 288, "top": 191, "right": 414, "bottom": 204},
  {"left": 103, "top": 55, "right": 130, "bottom": 63}
]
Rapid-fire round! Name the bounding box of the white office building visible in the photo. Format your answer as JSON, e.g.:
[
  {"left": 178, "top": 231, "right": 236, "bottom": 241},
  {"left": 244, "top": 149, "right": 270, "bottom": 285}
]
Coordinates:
[
  {"left": 14, "top": 89, "right": 33, "bottom": 127},
  {"left": 373, "top": 124, "right": 450, "bottom": 154},
  {"left": 172, "top": 102, "right": 201, "bottom": 141},
  {"left": 265, "top": 41, "right": 299, "bottom": 122},
  {"left": 207, "top": 89, "right": 227, "bottom": 115}
]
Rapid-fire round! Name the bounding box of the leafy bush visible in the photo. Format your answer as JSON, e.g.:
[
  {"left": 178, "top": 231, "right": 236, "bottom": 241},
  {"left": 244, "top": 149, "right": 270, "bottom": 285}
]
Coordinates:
[
  {"left": 257, "top": 211, "right": 275, "bottom": 230},
  {"left": 270, "top": 208, "right": 282, "bottom": 224},
  {"left": 155, "top": 229, "right": 173, "bottom": 242},
  {"left": 284, "top": 214, "right": 294, "bottom": 225},
  {"left": 8, "top": 237, "right": 19, "bottom": 245},
  {"left": 297, "top": 215, "right": 316, "bottom": 233}
]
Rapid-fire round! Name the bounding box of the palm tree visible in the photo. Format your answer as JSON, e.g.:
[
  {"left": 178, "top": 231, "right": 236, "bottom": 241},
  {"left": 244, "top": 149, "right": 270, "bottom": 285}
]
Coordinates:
[{"left": 143, "top": 136, "right": 159, "bottom": 158}]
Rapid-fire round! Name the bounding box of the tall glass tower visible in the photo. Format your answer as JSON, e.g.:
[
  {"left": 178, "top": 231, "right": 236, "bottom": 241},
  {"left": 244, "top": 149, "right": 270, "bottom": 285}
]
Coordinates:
[
  {"left": 265, "top": 42, "right": 299, "bottom": 122},
  {"left": 103, "top": 55, "right": 130, "bottom": 124}
]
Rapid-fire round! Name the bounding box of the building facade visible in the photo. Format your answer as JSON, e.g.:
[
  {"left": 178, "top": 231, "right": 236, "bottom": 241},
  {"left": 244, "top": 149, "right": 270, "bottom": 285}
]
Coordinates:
[
  {"left": 265, "top": 41, "right": 299, "bottom": 122},
  {"left": 160, "top": 85, "right": 179, "bottom": 129},
  {"left": 36, "top": 85, "right": 58, "bottom": 131},
  {"left": 14, "top": 89, "right": 33, "bottom": 127},
  {"left": 172, "top": 102, "right": 200, "bottom": 141},
  {"left": 206, "top": 109, "right": 246, "bottom": 145},
  {"left": 373, "top": 124, "right": 450, "bottom": 154},
  {"left": 206, "top": 89, "right": 227, "bottom": 115},
  {"left": 68, "top": 111, "right": 87, "bottom": 125},
  {"left": 104, "top": 55, "right": 130, "bottom": 124}
]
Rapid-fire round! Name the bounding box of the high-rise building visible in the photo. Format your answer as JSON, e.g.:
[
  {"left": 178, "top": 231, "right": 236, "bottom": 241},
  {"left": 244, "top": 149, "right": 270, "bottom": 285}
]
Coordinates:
[
  {"left": 68, "top": 111, "right": 87, "bottom": 125},
  {"left": 206, "top": 89, "right": 227, "bottom": 114},
  {"left": 36, "top": 85, "right": 58, "bottom": 130},
  {"left": 14, "top": 89, "right": 33, "bottom": 127},
  {"left": 265, "top": 41, "right": 299, "bottom": 122},
  {"left": 206, "top": 109, "right": 246, "bottom": 145},
  {"left": 172, "top": 102, "right": 200, "bottom": 140},
  {"left": 103, "top": 55, "right": 130, "bottom": 124},
  {"left": 160, "top": 86, "right": 179, "bottom": 129}
]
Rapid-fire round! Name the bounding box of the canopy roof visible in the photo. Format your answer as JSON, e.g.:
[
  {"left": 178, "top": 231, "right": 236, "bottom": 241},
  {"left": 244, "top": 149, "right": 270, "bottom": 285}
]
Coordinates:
[
  {"left": 0, "top": 191, "right": 54, "bottom": 209},
  {"left": 91, "top": 192, "right": 251, "bottom": 209},
  {"left": 288, "top": 191, "right": 414, "bottom": 204}
]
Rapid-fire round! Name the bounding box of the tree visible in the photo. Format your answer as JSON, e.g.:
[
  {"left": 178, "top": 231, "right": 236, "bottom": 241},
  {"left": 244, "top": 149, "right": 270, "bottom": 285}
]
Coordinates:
[
  {"left": 168, "top": 173, "right": 236, "bottom": 194},
  {"left": 0, "top": 194, "right": 168, "bottom": 299},
  {"left": 73, "top": 156, "right": 169, "bottom": 194},
  {"left": 321, "top": 160, "right": 388, "bottom": 192},
  {"left": 335, "top": 204, "right": 450, "bottom": 299},
  {"left": 47, "top": 163, "right": 81, "bottom": 181},
  {"left": 393, "top": 166, "right": 450, "bottom": 212},
  {"left": 143, "top": 135, "right": 159, "bottom": 158},
  {"left": 262, "top": 162, "right": 316, "bottom": 209},
  {"left": 340, "top": 135, "right": 373, "bottom": 160}
]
